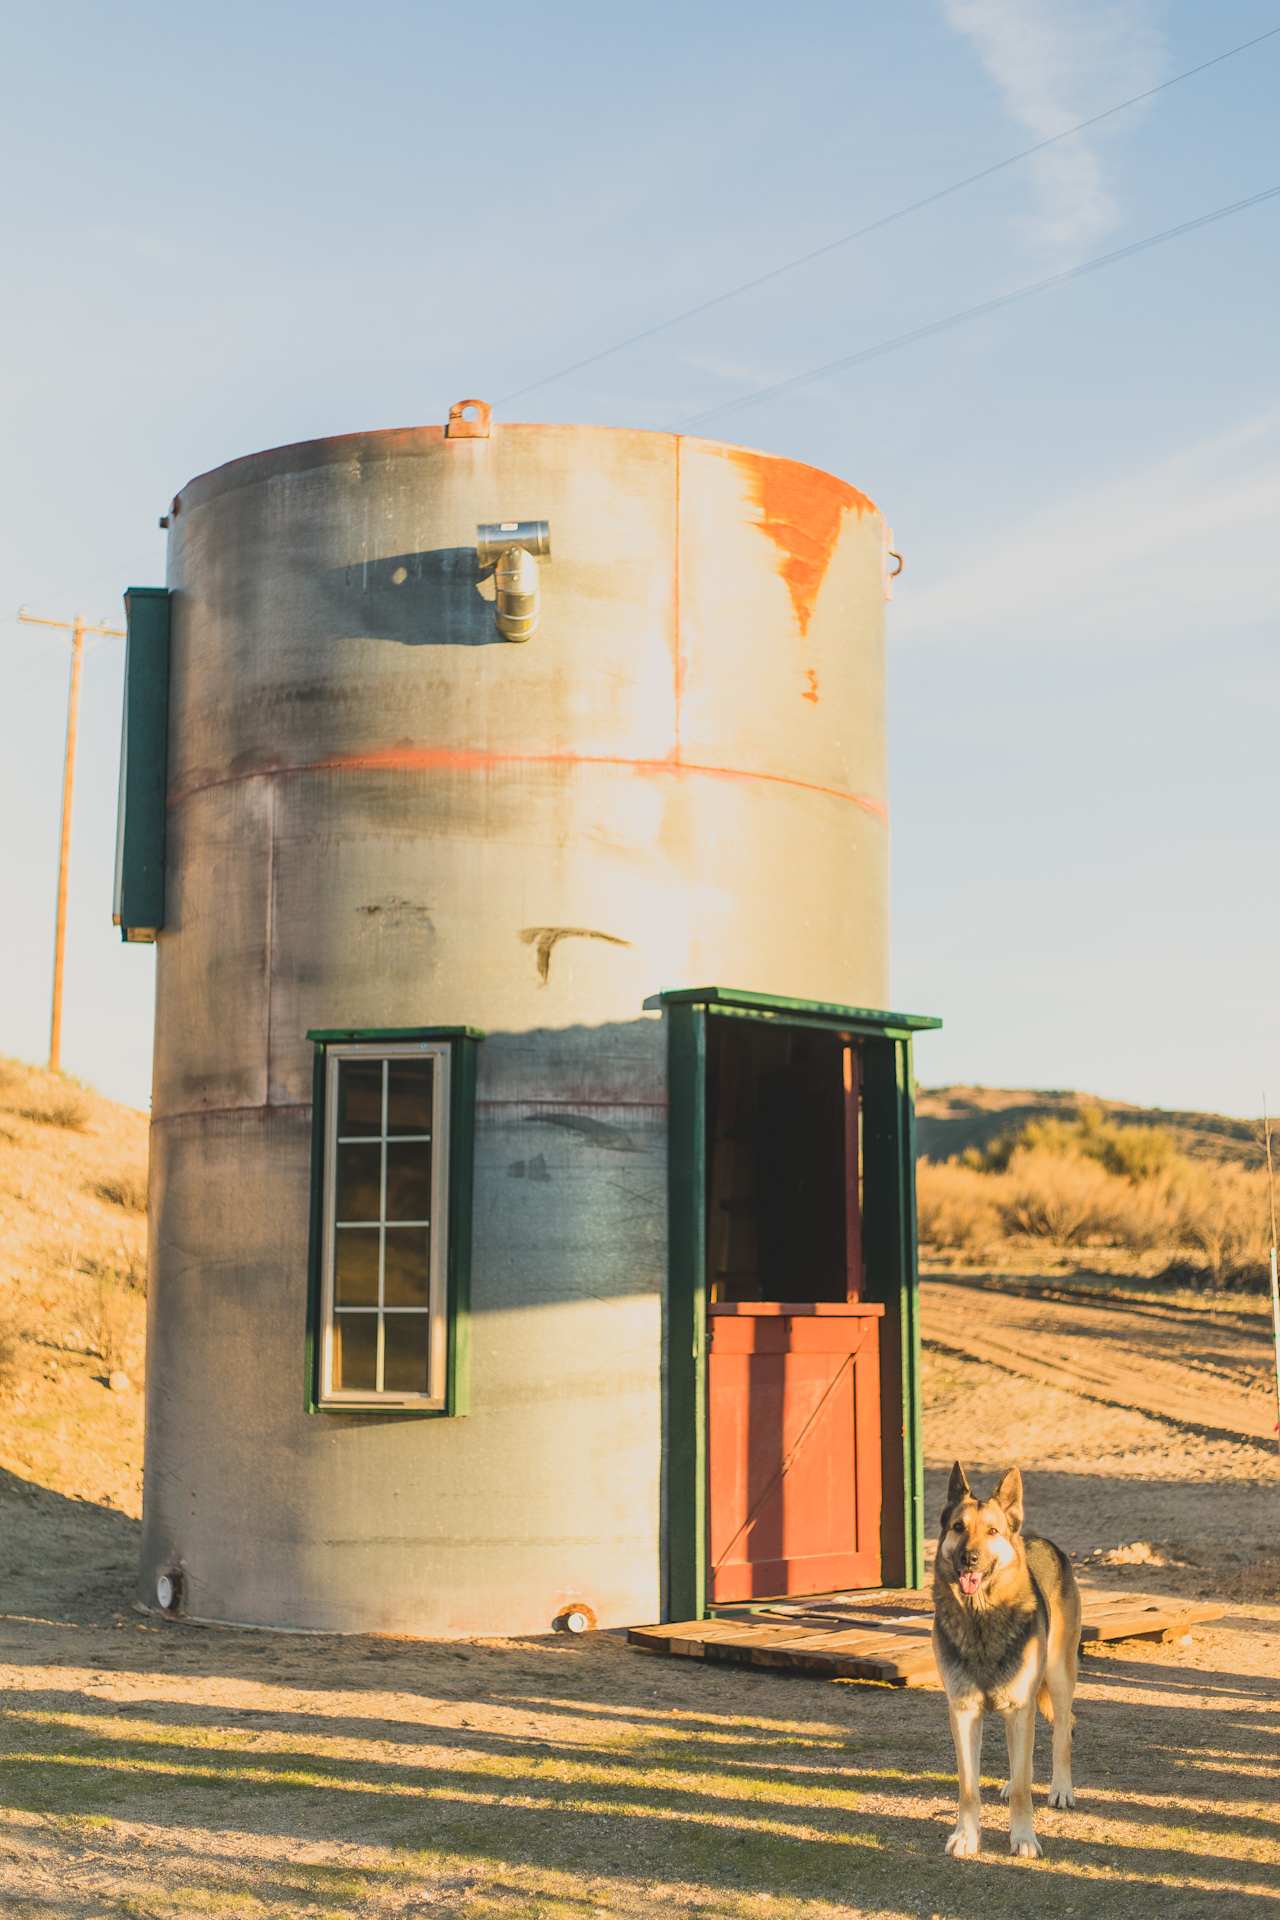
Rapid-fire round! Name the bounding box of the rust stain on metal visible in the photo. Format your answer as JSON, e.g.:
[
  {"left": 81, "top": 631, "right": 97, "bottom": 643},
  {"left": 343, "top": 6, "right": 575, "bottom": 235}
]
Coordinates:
[
  {"left": 727, "top": 448, "right": 876, "bottom": 637},
  {"left": 519, "top": 925, "right": 630, "bottom": 985},
  {"left": 169, "top": 746, "right": 887, "bottom": 821},
  {"left": 802, "top": 669, "right": 820, "bottom": 705}
]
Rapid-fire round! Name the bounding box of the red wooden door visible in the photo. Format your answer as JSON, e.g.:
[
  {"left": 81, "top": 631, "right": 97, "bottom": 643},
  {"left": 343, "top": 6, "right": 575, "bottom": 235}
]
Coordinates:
[{"left": 707, "top": 1304, "right": 883, "bottom": 1603}]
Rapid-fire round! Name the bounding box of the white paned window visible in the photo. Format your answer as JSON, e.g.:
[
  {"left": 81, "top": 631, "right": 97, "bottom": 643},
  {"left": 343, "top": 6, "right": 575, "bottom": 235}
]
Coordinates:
[{"left": 318, "top": 1041, "right": 451, "bottom": 1409}]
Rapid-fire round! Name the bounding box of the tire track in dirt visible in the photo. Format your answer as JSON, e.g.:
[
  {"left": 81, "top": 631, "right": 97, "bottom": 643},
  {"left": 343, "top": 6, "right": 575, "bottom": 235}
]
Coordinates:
[{"left": 922, "top": 1277, "right": 1278, "bottom": 1449}]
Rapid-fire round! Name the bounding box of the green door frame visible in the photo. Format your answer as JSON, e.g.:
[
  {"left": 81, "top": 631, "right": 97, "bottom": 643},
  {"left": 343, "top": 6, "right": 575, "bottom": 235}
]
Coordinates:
[{"left": 661, "top": 987, "right": 941, "bottom": 1621}]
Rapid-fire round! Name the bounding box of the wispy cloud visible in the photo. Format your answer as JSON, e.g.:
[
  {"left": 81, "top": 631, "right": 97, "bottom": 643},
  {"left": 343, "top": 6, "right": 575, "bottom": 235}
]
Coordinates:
[
  {"left": 942, "top": 0, "right": 1166, "bottom": 254},
  {"left": 898, "top": 410, "right": 1280, "bottom": 644}
]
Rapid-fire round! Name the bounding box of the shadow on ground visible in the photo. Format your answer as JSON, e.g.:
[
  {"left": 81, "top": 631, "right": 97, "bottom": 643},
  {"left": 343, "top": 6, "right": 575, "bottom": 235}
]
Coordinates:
[{"left": 2, "top": 1467, "right": 1278, "bottom": 1917}]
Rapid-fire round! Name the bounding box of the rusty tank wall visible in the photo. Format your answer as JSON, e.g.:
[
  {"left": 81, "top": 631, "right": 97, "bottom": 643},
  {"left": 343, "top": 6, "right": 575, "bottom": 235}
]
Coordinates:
[{"left": 141, "top": 413, "right": 892, "bottom": 1635}]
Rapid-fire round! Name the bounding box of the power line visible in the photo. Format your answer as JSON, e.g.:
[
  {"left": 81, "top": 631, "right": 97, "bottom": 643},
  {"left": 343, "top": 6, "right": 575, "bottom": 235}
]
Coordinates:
[
  {"left": 496, "top": 23, "right": 1280, "bottom": 408},
  {"left": 678, "top": 182, "right": 1280, "bottom": 430}
]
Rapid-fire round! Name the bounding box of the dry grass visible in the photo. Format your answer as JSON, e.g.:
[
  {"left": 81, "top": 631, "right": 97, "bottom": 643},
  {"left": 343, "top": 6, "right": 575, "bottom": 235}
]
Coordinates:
[
  {"left": 0, "top": 1053, "right": 147, "bottom": 1510},
  {"left": 1000, "top": 1146, "right": 1119, "bottom": 1245},
  {"left": 11, "top": 1089, "right": 89, "bottom": 1131},
  {"left": 915, "top": 1161, "right": 1002, "bottom": 1256},
  {"left": 92, "top": 1171, "right": 148, "bottom": 1213},
  {"left": 0, "top": 1317, "right": 17, "bottom": 1395}
]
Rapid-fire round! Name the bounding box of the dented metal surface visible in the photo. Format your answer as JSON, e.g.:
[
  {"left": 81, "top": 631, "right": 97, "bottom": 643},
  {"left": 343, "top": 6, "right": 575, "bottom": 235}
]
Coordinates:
[{"left": 142, "top": 402, "right": 892, "bottom": 1635}]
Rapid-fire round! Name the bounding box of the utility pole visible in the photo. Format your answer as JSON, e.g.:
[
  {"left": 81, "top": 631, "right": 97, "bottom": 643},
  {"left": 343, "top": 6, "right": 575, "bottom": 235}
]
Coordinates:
[{"left": 16, "top": 608, "right": 125, "bottom": 1072}]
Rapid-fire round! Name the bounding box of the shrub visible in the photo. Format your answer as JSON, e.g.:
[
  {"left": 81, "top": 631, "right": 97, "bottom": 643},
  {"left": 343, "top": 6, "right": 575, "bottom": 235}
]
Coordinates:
[
  {"left": 968, "top": 1102, "right": 1178, "bottom": 1182},
  {"left": 0, "top": 1317, "right": 17, "bottom": 1393},
  {"left": 917, "top": 1159, "right": 1003, "bottom": 1253},
  {"left": 78, "top": 1266, "right": 127, "bottom": 1371},
  {"left": 15, "top": 1091, "right": 88, "bottom": 1131},
  {"left": 999, "top": 1148, "right": 1121, "bottom": 1245},
  {"left": 1100, "top": 1169, "right": 1187, "bottom": 1253},
  {"left": 93, "top": 1172, "right": 148, "bottom": 1213},
  {"left": 1172, "top": 1161, "right": 1270, "bottom": 1285},
  {"left": 80, "top": 1249, "right": 147, "bottom": 1297},
  {"left": 1101, "top": 1123, "right": 1179, "bottom": 1182}
]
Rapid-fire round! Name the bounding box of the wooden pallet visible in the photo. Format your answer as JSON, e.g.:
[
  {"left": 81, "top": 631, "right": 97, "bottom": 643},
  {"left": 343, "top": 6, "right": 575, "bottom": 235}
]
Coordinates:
[{"left": 628, "top": 1593, "right": 1224, "bottom": 1687}]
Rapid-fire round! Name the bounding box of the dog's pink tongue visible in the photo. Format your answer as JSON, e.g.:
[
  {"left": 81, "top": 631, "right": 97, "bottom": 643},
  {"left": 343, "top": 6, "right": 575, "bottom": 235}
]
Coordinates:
[{"left": 958, "top": 1569, "right": 982, "bottom": 1596}]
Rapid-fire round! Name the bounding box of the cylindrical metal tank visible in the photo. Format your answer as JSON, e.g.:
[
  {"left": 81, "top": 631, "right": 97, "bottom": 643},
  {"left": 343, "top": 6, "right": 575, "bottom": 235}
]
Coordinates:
[{"left": 142, "top": 402, "right": 893, "bottom": 1635}]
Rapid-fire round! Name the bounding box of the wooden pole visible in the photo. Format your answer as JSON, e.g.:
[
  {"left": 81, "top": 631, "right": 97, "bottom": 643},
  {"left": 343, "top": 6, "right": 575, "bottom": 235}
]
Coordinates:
[
  {"left": 48, "top": 617, "right": 85, "bottom": 1072},
  {"left": 15, "top": 607, "right": 124, "bottom": 1073},
  {"left": 1264, "top": 1103, "right": 1280, "bottom": 1454}
]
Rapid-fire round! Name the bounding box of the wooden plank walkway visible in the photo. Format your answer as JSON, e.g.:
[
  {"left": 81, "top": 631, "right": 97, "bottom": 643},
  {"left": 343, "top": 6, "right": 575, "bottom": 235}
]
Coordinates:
[{"left": 628, "top": 1592, "right": 1225, "bottom": 1687}]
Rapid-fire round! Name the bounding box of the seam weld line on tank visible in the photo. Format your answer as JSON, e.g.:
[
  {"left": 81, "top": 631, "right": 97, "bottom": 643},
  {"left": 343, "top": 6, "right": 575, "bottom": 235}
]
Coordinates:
[
  {"left": 150, "top": 1097, "right": 667, "bottom": 1126},
  {"left": 168, "top": 751, "right": 887, "bottom": 822},
  {"left": 672, "top": 435, "right": 683, "bottom": 758},
  {"left": 477, "top": 1098, "right": 667, "bottom": 1110}
]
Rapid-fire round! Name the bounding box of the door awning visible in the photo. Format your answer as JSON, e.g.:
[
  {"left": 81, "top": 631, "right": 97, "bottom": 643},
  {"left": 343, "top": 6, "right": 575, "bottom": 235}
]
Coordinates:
[{"left": 655, "top": 986, "right": 942, "bottom": 1040}]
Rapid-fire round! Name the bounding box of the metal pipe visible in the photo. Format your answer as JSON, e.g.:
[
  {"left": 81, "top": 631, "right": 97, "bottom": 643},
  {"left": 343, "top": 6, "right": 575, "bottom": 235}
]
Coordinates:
[
  {"left": 477, "top": 521, "right": 552, "bottom": 642},
  {"left": 476, "top": 520, "right": 550, "bottom": 565}
]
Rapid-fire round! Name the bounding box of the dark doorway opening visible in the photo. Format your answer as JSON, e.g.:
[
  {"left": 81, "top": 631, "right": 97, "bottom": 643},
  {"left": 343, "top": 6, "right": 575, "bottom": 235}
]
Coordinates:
[{"left": 706, "top": 1020, "right": 862, "bottom": 1306}]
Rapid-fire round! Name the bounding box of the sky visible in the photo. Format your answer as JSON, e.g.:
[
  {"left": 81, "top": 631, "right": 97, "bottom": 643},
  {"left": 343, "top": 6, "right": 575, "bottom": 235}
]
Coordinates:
[{"left": 0, "top": 0, "right": 1276, "bottom": 1117}]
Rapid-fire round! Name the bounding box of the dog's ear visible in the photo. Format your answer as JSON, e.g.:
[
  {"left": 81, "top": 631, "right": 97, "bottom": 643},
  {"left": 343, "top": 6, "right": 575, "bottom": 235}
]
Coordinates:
[
  {"left": 992, "top": 1467, "right": 1024, "bottom": 1533},
  {"left": 942, "top": 1461, "right": 971, "bottom": 1526}
]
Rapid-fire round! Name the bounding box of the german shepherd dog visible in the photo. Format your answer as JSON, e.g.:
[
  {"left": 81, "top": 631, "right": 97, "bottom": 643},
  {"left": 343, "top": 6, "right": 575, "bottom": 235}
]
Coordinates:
[{"left": 933, "top": 1463, "right": 1081, "bottom": 1859}]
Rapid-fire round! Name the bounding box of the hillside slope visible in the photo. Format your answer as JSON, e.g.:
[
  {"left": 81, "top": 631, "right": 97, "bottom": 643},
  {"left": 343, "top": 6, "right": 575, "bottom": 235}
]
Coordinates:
[
  {"left": 917, "top": 1084, "right": 1260, "bottom": 1168},
  {"left": 0, "top": 1057, "right": 147, "bottom": 1516}
]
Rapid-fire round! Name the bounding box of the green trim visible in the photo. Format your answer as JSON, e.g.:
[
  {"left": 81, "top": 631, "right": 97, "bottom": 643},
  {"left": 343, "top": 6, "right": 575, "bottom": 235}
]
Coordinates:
[
  {"left": 860, "top": 1035, "right": 926, "bottom": 1588},
  {"left": 662, "top": 997, "right": 935, "bottom": 1614},
  {"left": 899, "top": 1038, "right": 925, "bottom": 1586},
  {"left": 113, "top": 586, "right": 171, "bottom": 942},
  {"left": 704, "top": 1006, "right": 924, "bottom": 1042},
  {"left": 303, "top": 1043, "right": 327, "bottom": 1414},
  {"left": 305, "top": 1025, "right": 485, "bottom": 1042},
  {"left": 665, "top": 1002, "right": 708, "bottom": 1621},
  {"left": 305, "top": 1029, "right": 482, "bottom": 1417},
  {"left": 444, "top": 1033, "right": 479, "bottom": 1417},
  {"left": 658, "top": 986, "right": 941, "bottom": 1033}
]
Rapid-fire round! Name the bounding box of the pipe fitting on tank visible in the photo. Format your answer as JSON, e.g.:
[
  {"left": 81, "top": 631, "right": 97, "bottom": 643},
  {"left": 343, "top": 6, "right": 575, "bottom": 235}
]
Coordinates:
[{"left": 476, "top": 520, "right": 551, "bottom": 643}]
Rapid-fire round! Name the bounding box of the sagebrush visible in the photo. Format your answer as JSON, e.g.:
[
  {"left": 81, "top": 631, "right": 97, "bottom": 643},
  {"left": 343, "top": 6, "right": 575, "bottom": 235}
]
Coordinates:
[
  {"left": 921, "top": 1129, "right": 1271, "bottom": 1287},
  {"left": 93, "top": 1172, "right": 148, "bottom": 1213}
]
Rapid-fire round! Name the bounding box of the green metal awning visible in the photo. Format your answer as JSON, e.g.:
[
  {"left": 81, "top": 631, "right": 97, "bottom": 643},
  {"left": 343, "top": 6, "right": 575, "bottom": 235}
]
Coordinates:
[{"left": 656, "top": 986, "right": 942, "bottom": 1038}]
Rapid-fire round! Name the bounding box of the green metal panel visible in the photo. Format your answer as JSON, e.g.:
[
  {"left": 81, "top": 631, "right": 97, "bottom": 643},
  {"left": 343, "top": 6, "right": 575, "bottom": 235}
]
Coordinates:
[
  {"left": 303, "top": 1043, "right": 327, "bottom": 1414},
  {"left": 860, "top": 1035, "right": 925, "bottom": 1588},
  {"left": 898, "top": 1037, "right": 925, "bottom": 1585},
  {"left": 305, "top": 1025, "right": 485, "bottom": 1043},
  {"left": 659, "top": 986, "right": 941, "bottom": 1033},
  {"left": 444, "top": 1033, "right": 479, "bottom": 1418},
  {"left": 665, "top": 1002, "right": 708, "bottom": 1621},
  {"left": 113, "top": 587, "right": 170, "bottom": 942},
  {"left": 304, "top": 1028, "right": 481, "bottom": 1417}
]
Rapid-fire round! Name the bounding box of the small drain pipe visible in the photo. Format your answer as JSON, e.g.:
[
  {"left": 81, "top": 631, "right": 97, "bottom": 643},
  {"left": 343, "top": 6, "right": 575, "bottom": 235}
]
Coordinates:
[{"left": 477, "top": 520, "right": 552, "bottom": 643}]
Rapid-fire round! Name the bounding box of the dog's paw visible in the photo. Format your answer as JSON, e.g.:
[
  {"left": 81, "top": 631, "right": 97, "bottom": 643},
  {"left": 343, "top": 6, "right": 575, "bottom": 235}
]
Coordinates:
[
  {"left": 999, "top": 1779, "right": 1012, "bottom": 1802},
  {"left": 1047, "top": 1782, "right": 1075, "bottom": 1809},
  {"left": 1010, "top": 1830, "right": 1043, "bottom": 1860},
  {"left": 945, "top": 1826, "right": 981, "bottom": 1858}
]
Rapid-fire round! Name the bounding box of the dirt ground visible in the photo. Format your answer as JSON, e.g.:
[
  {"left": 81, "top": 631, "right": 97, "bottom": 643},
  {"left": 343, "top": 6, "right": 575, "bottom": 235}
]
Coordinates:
[{"left": 2, "top": 1269, "right": 1278, "bottom": 1920}]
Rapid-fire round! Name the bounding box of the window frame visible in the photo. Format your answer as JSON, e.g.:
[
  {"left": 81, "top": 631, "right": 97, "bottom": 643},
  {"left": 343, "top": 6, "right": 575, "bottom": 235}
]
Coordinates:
[{"left": 305, "top": 1026, "right": 481, "bottom": 1416}]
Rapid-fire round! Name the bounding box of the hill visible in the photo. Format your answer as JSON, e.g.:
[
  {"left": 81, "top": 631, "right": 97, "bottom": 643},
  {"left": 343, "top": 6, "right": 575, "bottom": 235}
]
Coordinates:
[
  {"left": 0, "top": 1056, "right": 146, "bottom": 1517},
  {"left": 917, "top": 1084, "right": 1262, "bottom": 1169}
]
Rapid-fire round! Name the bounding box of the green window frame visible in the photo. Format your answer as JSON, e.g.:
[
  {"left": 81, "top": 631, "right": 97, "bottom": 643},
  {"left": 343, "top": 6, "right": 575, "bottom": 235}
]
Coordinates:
[{"left": 305, "top": 1026, "right": 481, "bottom": 1415}]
